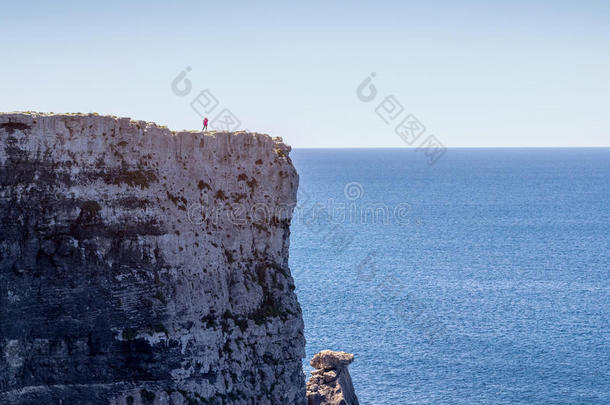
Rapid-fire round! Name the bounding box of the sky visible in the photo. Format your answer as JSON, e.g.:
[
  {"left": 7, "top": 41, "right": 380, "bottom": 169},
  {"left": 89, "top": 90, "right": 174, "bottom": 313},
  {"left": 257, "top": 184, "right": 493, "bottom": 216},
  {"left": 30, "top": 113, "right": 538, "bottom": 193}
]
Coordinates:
[{"left": 1, "top": 0, "right": 609, "bottom": 147}]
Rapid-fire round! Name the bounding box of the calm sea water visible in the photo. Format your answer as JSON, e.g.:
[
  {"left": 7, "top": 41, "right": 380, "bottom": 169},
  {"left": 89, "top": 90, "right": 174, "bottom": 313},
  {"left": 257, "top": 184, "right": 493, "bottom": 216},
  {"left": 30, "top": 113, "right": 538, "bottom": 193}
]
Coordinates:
[{"left": 288, "top": 148, "right": 610, "bottom": 405}]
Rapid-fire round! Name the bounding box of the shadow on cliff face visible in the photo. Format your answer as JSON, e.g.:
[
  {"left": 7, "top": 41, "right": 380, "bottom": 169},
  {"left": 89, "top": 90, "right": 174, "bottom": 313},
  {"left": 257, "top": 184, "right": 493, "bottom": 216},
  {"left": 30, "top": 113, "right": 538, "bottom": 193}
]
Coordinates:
[{"left": 0, "top": 122, "right": 31, "bottom": 135}]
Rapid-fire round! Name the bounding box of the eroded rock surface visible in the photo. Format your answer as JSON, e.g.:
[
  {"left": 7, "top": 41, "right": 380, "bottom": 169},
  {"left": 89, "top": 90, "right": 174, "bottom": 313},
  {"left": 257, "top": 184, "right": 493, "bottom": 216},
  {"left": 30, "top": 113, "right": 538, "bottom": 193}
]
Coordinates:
[
  {"left": 306, "top": 350, "right": 359, "bottom": 405},
  {"left": 0, "top": 113, "right": 305, "bottom": 404}
]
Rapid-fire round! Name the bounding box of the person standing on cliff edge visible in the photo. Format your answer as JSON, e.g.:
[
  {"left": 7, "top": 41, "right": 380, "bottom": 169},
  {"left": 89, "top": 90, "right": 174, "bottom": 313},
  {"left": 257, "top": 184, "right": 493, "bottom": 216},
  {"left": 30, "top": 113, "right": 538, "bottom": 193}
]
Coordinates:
[{"left": 202, "top": 117, "right": 208, "bottom": 131}]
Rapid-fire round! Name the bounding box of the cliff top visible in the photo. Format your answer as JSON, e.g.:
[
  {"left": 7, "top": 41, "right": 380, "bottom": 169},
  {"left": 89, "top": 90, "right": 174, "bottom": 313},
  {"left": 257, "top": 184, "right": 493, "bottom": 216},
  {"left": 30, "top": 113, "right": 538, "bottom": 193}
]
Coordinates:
[{"left": 0, "top": 111, "right": 290, "bottom": 151}]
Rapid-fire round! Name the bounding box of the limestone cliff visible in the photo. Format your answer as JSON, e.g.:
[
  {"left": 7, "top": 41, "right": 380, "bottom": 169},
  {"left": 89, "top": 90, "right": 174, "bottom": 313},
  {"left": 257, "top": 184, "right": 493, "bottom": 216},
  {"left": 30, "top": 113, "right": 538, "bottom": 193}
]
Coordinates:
[{"left": 0, "top": 113, "right": 305, "bottom": 404}]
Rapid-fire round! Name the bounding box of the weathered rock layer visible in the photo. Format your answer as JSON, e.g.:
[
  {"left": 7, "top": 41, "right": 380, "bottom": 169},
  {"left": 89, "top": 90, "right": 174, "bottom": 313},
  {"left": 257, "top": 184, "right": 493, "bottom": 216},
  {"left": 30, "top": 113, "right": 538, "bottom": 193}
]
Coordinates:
[
  {"left": 306, "top": 351, "right": 359, "bottom": 405},
  {"left": 0, "top": 113, "right": 305, "bottom": 404}
]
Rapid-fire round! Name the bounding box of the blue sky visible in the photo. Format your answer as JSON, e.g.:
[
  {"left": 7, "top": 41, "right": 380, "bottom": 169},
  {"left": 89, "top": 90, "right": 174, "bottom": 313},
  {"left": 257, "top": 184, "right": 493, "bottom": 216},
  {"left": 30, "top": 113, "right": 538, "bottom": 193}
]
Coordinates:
[{"left": 1, "top": 0, "right": 609, "bottom": 147}]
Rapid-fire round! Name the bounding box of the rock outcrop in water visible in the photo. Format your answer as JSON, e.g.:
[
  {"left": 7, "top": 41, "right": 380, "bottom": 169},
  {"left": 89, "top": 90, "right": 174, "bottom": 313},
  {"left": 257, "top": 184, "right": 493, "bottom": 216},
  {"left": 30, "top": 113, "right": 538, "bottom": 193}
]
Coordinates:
[
  {"left": 0, "top": 113, "right": 306, "bottom": 404},
  {"left": 306, "top": 350, "right": 359, "bottom": 405}
]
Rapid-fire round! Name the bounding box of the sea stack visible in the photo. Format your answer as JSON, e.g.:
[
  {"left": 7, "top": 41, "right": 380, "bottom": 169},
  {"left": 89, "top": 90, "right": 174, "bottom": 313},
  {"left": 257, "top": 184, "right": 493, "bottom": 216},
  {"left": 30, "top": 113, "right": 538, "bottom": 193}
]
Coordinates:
[{"left": 306, "top": 350, "right": 359, "bottom": 405}]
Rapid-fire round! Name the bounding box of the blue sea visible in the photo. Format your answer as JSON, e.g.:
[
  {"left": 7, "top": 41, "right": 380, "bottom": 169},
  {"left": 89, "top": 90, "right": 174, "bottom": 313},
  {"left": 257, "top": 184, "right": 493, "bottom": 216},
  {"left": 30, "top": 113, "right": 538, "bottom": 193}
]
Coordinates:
[{"left": 288, "top": 148, "right": 610, "bottom": 405}]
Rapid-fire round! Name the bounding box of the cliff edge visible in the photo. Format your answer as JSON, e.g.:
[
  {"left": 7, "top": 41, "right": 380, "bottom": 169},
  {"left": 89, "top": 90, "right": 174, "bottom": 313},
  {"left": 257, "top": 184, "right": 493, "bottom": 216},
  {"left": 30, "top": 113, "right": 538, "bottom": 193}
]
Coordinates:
[{"left": 0, "top": 113, "right": 305, "bottom": 404}]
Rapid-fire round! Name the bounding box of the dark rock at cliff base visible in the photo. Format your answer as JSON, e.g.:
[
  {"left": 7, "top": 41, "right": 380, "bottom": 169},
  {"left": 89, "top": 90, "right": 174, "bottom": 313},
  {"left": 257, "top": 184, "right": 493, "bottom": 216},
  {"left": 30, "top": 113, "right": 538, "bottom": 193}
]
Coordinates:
[
  {"left": 306, "top": 350, "right": 359, "bottom": 405},
  {"left": 0, "top": 113, "right": 305, "bottom": 404}
]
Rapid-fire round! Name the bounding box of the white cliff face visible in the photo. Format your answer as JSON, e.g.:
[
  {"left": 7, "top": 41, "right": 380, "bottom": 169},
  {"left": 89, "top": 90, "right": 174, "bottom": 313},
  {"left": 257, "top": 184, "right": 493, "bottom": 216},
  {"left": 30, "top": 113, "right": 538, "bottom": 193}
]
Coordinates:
[{"left": 0, "top": 113, "right": 305, "bottom": 404}]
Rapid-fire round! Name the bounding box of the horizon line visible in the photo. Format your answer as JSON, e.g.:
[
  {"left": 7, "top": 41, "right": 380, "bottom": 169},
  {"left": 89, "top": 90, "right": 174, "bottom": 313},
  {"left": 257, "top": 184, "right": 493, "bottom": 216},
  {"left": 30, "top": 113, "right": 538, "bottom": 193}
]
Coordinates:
[{"left": 290, "top": 146, "right": 610, "bottom": 149}]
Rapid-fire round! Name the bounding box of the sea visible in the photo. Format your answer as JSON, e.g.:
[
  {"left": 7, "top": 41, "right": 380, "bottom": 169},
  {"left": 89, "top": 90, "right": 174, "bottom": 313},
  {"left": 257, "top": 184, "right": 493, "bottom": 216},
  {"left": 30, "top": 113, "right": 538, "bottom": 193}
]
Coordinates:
[{"left": 288, "top": 148, "right": 610, "bottom": 405}]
